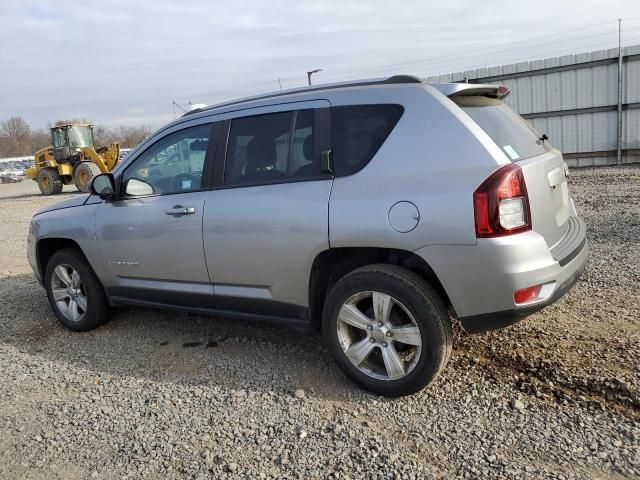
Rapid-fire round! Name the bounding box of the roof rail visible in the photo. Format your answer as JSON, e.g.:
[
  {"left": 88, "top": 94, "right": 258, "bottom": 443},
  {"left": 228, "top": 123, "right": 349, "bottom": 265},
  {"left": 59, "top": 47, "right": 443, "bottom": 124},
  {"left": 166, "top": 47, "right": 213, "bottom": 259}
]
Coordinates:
[{"left": 182, "top": 75, "right": 423, "bottom": 117}]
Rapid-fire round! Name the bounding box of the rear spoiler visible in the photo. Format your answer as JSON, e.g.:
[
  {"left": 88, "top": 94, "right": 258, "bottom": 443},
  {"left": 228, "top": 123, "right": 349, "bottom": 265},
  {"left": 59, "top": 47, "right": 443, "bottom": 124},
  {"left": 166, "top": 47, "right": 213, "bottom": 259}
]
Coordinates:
[{"left": 429, "top": 83, "right": 510, "bottom": 98}]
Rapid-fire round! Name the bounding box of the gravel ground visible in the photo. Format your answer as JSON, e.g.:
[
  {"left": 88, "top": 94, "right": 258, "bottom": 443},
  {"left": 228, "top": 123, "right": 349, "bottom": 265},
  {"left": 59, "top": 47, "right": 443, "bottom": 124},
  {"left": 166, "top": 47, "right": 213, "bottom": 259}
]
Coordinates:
[{"left": 0, "top": 169, "right": 638, "bottom": 479}]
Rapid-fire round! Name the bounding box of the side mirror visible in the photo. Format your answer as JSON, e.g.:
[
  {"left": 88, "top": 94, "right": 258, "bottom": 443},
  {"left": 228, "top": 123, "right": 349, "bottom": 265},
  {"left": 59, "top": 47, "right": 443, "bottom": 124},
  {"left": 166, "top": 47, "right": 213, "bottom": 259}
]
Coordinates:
[
  {"left": 90, "top": 173, "right": 116, "bottom": 201},
  {"left": 124, "top": 178, "right": 154, "bottom": 196}
]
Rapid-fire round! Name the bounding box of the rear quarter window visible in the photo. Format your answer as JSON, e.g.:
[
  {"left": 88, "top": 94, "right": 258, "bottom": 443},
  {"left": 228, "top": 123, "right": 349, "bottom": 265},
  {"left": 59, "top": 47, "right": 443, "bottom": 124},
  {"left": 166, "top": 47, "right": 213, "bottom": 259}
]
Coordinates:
[
  {"left": 331, "top": 104, "right": 404, "bottom": 176},
  {"left": 453, "top": 95, "right": 547, "bottom": 161}
]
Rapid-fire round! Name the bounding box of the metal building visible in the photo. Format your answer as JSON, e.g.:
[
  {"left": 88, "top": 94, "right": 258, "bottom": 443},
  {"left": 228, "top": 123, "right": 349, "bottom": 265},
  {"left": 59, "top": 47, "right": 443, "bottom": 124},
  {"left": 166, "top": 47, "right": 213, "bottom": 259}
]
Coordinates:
[{"left": 428, "top": 45, "right": 640, "bottom": 167}]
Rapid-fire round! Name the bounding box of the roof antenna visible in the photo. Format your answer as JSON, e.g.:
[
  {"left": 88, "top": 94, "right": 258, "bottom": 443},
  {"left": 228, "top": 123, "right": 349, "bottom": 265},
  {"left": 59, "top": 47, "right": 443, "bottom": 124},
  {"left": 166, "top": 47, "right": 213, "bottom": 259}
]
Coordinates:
[{"left": 172, "top": 100, "right": 187, "bottom": 119}]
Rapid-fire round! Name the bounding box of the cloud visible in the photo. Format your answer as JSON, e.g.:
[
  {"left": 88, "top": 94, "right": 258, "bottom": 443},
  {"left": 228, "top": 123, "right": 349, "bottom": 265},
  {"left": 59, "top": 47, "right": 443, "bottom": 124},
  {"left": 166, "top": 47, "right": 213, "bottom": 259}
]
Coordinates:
[{"left": 1, "top": 0, "right": 639, "bottom": 129}]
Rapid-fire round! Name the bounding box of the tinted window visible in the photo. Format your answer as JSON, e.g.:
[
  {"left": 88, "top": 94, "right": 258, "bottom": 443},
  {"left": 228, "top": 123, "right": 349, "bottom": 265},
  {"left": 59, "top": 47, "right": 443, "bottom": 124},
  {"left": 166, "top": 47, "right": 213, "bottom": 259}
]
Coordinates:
[
  {"left": 331, "top": 105, "right": 404, "bottom": 177},
  {"left": 290, "top": 109, "right": 319, "bottom": 178},
  {"left": 122, "top": 124, "right": 211, "bottom": 196},
  {"left": 225, "top": 109, "right": 319, "bottom": 185},
  {"left": 453, "top": 96, "right": 547, "bottom": 161}
]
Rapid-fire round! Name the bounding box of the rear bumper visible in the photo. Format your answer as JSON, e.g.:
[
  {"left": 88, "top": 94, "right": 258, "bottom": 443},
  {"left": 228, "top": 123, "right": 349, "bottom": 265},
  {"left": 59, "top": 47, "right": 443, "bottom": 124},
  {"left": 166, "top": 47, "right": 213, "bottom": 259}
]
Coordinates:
[
  {"left": 414, "top": 215, "right": 589, "bottom": 333},
  {"left": 458, "top": 240, "right": 587, "bottom": 333}
]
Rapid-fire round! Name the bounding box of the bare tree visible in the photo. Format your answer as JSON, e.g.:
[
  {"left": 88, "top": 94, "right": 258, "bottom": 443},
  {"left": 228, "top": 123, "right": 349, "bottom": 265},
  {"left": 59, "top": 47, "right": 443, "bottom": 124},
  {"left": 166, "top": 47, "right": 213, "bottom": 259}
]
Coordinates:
[
  {"left": 115, "top": 125, "right": 151, "bottom": 148},
  {"left": 0, "top": 116, "right": 31, "bottom": 157},
  {"left": 29, "top": 129, "right": 51, "bottom": 153}
]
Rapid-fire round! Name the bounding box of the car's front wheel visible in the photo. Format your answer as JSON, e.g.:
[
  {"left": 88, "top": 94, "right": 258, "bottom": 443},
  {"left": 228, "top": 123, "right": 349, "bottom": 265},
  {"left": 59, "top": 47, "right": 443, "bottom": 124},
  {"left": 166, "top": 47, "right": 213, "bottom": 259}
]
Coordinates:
[
  {"left": 45, "top": 248, "right": 110, "bottom": 331},
  {"left": 323, "top": 264, "right": 452, "bottom": 396}
]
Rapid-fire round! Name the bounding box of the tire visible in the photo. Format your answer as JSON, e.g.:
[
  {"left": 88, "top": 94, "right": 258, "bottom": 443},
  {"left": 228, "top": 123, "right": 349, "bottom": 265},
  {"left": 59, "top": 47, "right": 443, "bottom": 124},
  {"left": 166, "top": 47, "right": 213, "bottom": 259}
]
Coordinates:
[
  {"left": 37, "top": 168, "right": 63, "bottom": 195},
  {"left": 44, "top": 248, "right": 110, "bottom": 331},
  {"left": 74, "top": 162, "right": 101, "bottom": 193},
  {"left": 322, "top": 264, "right": 452, "bottom": 397}
]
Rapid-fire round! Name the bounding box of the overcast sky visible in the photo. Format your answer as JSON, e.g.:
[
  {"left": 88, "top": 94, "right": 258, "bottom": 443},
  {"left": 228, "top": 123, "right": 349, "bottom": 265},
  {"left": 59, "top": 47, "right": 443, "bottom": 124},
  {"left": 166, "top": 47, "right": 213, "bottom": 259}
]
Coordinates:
[{"left": 1, "top": 0, "right": 639, "bottom": 130}]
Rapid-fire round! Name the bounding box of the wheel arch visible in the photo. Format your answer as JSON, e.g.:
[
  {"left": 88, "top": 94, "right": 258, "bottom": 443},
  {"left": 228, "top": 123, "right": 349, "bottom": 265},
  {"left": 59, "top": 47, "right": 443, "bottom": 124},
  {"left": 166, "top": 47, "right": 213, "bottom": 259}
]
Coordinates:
[
  {"left": 37, "top": 237, "right": 86, "bottom": 280},
  {"left": 308, "top": 247, "right": 454, "bottom": 330}
]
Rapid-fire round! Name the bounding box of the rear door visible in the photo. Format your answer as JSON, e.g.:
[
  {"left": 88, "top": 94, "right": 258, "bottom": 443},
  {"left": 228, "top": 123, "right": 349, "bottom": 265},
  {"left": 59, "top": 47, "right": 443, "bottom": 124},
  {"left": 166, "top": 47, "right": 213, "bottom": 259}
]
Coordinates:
[
  {"left": 453, "top": 94, "right": 571, "bottom": 247},
  {"left": 96, "top": 118, "right": 220, "bottom": 303},
  {"left": 202, "top": 101, "right": 332, "bottom": 311}
]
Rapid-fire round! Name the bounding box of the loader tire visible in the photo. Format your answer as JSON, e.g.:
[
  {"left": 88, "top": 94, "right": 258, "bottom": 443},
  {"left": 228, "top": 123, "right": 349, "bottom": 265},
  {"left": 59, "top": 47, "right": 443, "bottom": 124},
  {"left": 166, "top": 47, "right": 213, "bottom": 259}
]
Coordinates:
[
  {"left": 74, "top": 162, "right": 101, "bottom": 193},
  {"left": 37, "top": 168, "right": 63, "bottom": 195}
]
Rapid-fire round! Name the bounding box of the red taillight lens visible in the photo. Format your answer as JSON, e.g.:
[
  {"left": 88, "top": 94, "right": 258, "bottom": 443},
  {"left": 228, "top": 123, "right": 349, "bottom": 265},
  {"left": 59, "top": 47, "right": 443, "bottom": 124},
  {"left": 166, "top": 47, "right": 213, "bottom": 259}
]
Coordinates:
[
  {"left": 473, "top": 163, "right": 531, "bottom": 238},
  {"left": 514, "top": 285, "right": 542, "bottom": 304}
]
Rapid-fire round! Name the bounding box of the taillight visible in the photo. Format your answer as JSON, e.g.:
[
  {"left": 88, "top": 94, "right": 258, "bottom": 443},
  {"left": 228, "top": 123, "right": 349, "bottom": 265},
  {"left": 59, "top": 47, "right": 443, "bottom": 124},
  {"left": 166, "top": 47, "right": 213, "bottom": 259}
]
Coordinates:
[
  {"left": 474, "top": 163, "right": 531, "bottom": 238},
  {"left": 514, "top": 285, "right": 542, "bottom": 304}
]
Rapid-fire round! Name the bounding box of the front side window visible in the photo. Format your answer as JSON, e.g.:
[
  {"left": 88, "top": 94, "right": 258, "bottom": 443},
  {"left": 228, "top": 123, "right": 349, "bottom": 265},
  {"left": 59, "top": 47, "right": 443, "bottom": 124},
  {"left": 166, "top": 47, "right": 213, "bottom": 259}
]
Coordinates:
[
  {"left": 224, "top": 109, "right": 318, "bottom": 186},
  {"left": 331, "top": 105, "right": 404, "bottom": 177},
  {"left": 121, "top": 124, "right": 211, "bottom": 196}
]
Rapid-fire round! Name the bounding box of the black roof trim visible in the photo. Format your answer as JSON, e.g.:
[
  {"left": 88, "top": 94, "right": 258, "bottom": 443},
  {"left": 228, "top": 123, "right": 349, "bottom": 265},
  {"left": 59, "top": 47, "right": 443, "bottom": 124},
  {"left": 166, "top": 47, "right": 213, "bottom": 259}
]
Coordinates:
[{"left": 182, "top": 75, "right": 423, "bottom": 117}]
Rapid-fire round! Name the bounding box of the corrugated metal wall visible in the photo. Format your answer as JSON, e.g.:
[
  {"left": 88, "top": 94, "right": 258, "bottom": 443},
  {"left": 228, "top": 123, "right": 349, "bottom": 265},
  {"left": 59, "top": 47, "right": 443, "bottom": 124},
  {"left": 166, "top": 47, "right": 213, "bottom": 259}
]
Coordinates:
[{"left": 427, "top": 45, "right": 640, "bottom": 167}]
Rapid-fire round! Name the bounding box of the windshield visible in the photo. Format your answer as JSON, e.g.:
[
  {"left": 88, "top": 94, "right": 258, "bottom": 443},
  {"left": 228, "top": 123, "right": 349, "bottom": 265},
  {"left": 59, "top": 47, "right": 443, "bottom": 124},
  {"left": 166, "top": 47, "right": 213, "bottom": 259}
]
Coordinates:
[
  {"left": 453, "top": 96, "right": 547, "bottom": 161},
  {"left": 67, "top": 126, "right": 94, "bottom": 148}
]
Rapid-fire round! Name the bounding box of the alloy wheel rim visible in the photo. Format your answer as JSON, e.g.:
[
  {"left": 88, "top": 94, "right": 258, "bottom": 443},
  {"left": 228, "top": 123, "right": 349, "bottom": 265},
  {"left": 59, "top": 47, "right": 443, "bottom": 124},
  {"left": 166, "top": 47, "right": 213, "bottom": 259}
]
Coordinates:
[
  {"left": 336, "top": 291, "right": 422, "bottom": 381},
  {"left": 51, "top": 264, "right": 87, "bottom": 322}
]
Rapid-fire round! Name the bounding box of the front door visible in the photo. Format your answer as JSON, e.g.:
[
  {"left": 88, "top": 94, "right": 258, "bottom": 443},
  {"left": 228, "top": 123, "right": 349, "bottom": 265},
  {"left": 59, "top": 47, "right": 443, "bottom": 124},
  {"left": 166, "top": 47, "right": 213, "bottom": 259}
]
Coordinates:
[{"left": 96, "top": 121, "right": 219, "bottom": 304}]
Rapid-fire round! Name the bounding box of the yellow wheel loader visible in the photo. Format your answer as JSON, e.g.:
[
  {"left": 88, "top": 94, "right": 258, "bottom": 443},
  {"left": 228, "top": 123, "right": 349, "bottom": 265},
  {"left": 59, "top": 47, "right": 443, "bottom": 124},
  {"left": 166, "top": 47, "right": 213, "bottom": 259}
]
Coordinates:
[{"left": 25, "top": 124, "right": 119, "bottom": 195}]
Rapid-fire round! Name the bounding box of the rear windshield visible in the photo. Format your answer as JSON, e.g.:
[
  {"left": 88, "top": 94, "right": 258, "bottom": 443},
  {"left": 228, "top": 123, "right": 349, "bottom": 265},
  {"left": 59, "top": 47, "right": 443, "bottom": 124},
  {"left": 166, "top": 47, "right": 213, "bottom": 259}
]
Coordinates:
[{"left": 453, "top": 96, "right": 546, "bottom": 161}]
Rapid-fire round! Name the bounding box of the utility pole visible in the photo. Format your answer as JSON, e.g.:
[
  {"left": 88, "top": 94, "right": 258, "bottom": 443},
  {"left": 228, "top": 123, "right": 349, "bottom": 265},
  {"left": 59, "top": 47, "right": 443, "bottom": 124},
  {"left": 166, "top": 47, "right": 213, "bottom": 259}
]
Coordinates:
[
  {"left": 307, "top": 69, "right": 322, "bottom": 86},
  {"left": 616, "top": 18, "right": 624, "bottom": 166}
]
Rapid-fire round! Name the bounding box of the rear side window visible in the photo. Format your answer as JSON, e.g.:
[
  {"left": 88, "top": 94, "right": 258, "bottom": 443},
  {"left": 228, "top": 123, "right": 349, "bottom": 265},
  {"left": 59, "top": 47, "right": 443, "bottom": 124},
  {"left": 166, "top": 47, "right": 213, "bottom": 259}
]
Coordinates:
[
  {"left": 225, "top": 109, "right": 319, "bottom": 186},
  {"left": 453, "top": 96, "right": 546, "bottom": 161},
  {"left": 331, "top": 105, "right": 404, "bottom": 176}
]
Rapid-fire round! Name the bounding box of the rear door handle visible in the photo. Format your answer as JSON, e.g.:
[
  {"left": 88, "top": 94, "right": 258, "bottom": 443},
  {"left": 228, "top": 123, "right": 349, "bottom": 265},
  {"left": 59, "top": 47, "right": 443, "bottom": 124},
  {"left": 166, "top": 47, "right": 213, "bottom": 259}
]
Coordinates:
[{"left": 165, "top": 205, "right": 196, "bottom": 217}]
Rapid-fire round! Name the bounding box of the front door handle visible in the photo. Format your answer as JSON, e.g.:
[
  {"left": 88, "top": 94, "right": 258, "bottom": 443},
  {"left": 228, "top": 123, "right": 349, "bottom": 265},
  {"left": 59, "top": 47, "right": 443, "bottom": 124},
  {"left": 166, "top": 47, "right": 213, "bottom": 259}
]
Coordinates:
[{"left": 165, "top": 205, "right": 196, "bottom": 217}]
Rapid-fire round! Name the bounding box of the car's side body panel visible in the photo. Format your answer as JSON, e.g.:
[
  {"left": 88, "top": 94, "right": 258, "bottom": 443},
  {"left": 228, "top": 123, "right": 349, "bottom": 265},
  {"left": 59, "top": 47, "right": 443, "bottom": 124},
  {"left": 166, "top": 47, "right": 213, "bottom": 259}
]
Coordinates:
[
  {"left": 203, "top": 179, "right": 333, "bottom": 307},
  {"left": 28, "top": 203, "right": 105, "bottom": 284},
  {"left": 327, "top": 85, "right": 504, "bottom": 252},
  {"left": 95, "top": 190, "right": 210, "bottom": 290}
]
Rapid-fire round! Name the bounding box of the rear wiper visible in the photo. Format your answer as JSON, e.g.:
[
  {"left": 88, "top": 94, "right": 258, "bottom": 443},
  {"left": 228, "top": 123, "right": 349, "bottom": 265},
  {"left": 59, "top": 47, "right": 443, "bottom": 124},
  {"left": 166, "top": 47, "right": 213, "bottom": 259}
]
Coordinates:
[{"left": 538, "top": 133, "right": 549, "bottom": 144}]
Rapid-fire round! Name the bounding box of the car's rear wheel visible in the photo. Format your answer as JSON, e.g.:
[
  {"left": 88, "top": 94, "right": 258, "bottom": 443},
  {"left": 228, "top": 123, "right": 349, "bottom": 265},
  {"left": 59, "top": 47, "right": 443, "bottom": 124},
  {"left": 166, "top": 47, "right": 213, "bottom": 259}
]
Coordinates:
[
  {"left": 323, "top": 264, "right": 452, "bottom": 396},
  {"left": 45, "top": 248, "right": 110, "bottom": 331}
]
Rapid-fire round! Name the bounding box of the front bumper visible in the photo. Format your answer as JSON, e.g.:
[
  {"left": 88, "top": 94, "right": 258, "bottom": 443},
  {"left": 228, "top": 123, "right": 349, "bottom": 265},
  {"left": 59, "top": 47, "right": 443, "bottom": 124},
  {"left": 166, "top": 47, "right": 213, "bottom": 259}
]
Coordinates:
[
  {"left": 27, "top": 223, "right": 43, "bottom": 286},
  {"left": 414, "top": 215, "right": 589, "bottom": 334}
]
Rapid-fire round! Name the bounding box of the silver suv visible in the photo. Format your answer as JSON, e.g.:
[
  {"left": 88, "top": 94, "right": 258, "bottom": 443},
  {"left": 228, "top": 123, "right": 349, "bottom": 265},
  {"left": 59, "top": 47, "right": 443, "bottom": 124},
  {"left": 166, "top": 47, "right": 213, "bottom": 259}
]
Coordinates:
[{"left": 27, "top": 76, "right": 588, "bottom": 396}]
